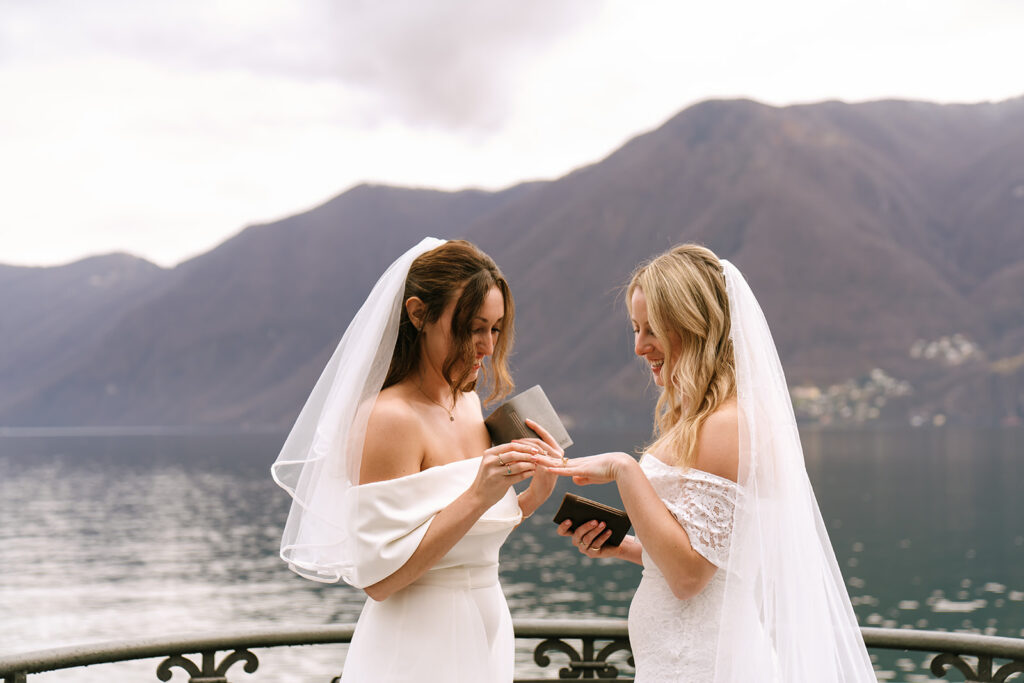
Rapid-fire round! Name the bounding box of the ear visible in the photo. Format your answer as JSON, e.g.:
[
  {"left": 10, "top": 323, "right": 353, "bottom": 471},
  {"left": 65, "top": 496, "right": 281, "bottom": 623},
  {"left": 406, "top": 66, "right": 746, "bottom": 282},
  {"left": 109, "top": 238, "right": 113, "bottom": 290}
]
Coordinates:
[{"left": 405, "top": 296, "right": 426, "bottom": 331}]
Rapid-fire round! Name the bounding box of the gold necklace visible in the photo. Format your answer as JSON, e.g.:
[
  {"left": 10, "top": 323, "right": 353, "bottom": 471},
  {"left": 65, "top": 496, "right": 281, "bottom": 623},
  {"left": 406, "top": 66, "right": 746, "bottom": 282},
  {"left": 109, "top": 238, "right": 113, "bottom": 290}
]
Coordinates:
[{"left": 418, "top": 383, "right": 455, "bottom": 421}]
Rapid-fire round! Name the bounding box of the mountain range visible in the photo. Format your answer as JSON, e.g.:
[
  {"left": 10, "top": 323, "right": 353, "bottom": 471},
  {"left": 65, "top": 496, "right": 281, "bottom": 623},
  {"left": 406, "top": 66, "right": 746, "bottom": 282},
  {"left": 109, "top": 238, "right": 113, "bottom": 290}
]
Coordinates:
[{"left": 2, "top": 96, "right": 1022, "bottom": 431}]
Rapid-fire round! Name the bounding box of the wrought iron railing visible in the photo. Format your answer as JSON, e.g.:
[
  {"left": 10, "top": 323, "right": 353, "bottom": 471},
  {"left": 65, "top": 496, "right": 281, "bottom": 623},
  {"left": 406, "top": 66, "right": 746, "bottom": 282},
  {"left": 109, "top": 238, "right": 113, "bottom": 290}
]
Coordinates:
[
  {"left": 860, "top": 629, "right": 1024, "bottom": 682},
  {"left": 2, "top": 621, "right": 1023, "bottom": 682}
]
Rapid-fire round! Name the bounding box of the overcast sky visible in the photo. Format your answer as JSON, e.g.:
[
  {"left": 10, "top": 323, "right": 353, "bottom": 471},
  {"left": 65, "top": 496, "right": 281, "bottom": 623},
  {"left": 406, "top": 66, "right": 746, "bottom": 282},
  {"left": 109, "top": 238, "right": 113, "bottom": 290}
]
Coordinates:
[{"left": 2, "top": 0, "right": 1022, "bottom": 268}]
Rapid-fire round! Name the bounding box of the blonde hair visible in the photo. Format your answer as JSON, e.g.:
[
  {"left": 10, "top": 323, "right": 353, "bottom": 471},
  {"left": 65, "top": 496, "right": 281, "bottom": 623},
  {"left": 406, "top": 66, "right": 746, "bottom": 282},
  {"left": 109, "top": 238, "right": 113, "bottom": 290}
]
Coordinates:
[{"left": 627, "top": 244, "right": 735, "bottom": 467}]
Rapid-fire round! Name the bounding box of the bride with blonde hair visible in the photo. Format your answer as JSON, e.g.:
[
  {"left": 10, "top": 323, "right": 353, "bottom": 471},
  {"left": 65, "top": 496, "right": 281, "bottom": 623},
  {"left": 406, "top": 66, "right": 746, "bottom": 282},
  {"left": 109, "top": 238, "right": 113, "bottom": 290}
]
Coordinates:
[{"left": 551, "top": 244, "right": 876, "bottom": 682}]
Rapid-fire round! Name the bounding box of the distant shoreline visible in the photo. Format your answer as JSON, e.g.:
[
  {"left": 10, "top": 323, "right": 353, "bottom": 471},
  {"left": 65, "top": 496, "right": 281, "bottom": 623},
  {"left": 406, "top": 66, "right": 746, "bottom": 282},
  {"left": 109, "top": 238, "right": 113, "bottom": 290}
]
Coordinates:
[
  {"left": 0, "top": 422, "right": 1018, "bottom": 440},
  {"left": 0, "top": 425, "right": 287, "bottom": 438}
]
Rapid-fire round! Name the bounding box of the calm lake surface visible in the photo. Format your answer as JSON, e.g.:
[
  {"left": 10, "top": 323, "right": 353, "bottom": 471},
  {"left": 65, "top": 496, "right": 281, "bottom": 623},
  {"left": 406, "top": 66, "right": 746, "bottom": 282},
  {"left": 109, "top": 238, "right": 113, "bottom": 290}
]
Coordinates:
[{"left": 0, "top": 428, "right": 1021, "bottom": 682}]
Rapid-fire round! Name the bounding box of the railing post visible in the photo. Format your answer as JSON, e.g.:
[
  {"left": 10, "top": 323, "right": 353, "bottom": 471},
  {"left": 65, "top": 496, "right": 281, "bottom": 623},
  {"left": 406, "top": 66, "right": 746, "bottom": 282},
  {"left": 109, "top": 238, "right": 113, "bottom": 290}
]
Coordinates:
[
  {"left": 532, "top": 633, "right": 634, "bottom": 679},
  {"left": 928, "top": 651, "right": 1024, "bottom": 682},
  {"left": 4, "top": 673, "right": 27, "bottom": 683},
  {"left": 155, "top": 648, "right": 259, "bottom": 682}
]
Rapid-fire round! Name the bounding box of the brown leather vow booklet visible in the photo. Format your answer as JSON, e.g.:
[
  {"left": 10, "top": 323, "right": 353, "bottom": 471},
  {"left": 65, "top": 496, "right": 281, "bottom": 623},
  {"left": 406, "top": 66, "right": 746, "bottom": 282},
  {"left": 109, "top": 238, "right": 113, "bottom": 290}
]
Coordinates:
[
  {"left": 552, "top": 493, "right": 632, "bottom": 547},
  {"left": 484, "top": 385, "right": 573, "bottom": 450}
]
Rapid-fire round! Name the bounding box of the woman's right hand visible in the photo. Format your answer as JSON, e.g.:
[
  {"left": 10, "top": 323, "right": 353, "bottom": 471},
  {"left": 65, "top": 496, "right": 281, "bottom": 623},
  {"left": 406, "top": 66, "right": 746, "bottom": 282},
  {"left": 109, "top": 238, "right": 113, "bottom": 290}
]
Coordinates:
[{"left": 473, "top": 442, "right": 541, "bottom": 507}]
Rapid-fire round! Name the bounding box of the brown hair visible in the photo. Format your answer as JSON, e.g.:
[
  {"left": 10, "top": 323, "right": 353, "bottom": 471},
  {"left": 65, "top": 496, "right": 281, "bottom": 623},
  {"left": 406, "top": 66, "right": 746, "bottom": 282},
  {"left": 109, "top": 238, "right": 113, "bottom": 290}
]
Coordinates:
[
  {"left": 627, "top": 244, "right": 735, "bottom": 467},
  {"left": 383, "top": 240, "right": 515, "bottom": 405}
]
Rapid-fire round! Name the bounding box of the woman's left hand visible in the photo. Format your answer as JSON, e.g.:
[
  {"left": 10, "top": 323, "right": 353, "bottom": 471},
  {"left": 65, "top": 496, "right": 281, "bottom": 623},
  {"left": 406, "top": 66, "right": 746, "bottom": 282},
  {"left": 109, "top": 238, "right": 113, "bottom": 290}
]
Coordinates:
[
  {"left": 557, "top": 518, "right": 617, "bottom": 558},
  {"left": 544, "top": 451, "right": 632, "bottom": 486}
]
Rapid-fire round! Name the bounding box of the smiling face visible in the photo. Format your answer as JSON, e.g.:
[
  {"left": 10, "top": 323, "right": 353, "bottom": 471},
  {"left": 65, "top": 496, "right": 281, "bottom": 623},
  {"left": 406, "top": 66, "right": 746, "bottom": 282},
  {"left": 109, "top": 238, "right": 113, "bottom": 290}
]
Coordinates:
[
  {"left": 630, "top": 286, "right": 679, "bottom": 387},
  {"left": 420, "top": 284, "right": 505, "bottom": 387},
  {"left": 625, "top": 243, "right": 737, "bottom": 466},
  {"left": 383, "top": 239, "right": 515, "bottom": 404}
]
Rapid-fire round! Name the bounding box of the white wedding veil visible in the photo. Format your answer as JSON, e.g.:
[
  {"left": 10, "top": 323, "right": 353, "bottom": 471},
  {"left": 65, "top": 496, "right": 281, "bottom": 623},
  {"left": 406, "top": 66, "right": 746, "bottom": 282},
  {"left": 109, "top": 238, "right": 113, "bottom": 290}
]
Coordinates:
[
  {"left": 713, "top": 261, "right": 876, "bottom": 682},
  {"left": 271, "top": 237, "right": 445, "bottom": 584}
]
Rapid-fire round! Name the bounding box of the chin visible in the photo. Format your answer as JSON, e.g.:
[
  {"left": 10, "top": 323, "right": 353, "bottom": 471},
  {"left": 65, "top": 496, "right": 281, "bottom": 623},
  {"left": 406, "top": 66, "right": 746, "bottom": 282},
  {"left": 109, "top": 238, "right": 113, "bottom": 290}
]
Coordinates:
[{"left": 459, "top": 369, "right": 480, "bottom": 390}]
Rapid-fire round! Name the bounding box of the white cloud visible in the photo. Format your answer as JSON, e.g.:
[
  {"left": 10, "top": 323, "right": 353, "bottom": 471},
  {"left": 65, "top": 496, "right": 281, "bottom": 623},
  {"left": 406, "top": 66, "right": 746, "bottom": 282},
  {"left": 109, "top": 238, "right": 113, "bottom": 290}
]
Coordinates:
[
  {"left": 2, "top": 0, "right": 598, "bottom": 130},
  {"left": 0, "top": 0, "right": 1022, "bottom": 267},
  {"left": 324, "top": 0, "right": 599, "bottom": 130},
  {"left": 0, "top": 57, "right": 357, "bottom": 266}
]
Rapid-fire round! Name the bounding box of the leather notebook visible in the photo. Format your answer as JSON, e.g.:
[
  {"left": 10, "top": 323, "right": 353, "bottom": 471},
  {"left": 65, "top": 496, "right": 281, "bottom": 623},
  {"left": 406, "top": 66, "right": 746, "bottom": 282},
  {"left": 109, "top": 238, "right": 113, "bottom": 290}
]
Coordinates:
[
  {"left": 484, "top": 384, "right": 573, "bottom": 449},
  {"left": 552, "top": 493, "right": 632, "bottom": 547}
]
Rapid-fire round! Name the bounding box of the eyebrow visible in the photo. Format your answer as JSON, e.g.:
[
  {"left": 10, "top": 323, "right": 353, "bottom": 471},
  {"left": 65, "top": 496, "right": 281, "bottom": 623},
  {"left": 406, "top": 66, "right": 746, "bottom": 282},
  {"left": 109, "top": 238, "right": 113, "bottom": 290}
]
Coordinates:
[{"left": 474, "top": 316, "right": 504, "bottom": 323}]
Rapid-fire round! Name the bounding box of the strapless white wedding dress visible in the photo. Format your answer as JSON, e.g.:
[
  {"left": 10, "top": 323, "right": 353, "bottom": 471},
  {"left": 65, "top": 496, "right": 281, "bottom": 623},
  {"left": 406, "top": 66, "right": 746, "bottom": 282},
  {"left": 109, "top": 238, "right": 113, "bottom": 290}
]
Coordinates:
[
  {"left": 628, "top": 454, "right": 740, "bottom": 682},
  {"left": 339, "top": 456, "right": 522, "bottom": 683}
]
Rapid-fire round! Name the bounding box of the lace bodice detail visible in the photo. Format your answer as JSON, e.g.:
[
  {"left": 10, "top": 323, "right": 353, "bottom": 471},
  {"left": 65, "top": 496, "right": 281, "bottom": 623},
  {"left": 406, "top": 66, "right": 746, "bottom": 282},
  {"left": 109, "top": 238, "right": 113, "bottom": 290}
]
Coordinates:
[
  {"left": 628, "top": 455, "right": 741, "bottom": 682},
  {"left": 639, "top": 454, "right": 738, "bottom": 567}
]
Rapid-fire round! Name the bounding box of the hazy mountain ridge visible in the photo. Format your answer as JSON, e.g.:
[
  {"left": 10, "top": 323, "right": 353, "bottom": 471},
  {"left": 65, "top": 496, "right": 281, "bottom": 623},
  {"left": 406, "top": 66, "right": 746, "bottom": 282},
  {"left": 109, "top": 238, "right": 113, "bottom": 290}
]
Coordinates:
[
  {"left": 2, "top": 96, "right": 1021, "bottom": 429},
  {"left": 0, "top": 254, "right": 174, "bottom": 418}
]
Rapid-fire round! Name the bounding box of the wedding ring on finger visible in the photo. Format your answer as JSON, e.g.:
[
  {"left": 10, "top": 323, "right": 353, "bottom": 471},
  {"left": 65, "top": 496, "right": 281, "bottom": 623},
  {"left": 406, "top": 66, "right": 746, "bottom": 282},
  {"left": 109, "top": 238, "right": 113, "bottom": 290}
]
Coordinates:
[
  {"left": 506, "top": 465, "right": 512, "bottom": 476},
  {"left": 497, "top": 455, "right": 506, "bottom": 466},
  {"left": 561, "top": 456, "right": 568, "bottom": 466}
]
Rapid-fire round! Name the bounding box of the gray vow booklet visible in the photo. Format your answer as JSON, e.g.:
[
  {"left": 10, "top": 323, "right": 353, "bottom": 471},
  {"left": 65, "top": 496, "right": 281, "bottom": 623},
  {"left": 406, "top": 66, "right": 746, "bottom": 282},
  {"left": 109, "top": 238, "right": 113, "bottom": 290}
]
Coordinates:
[{"left": 484, "top": 385, "right": 573, "bottom": 449}]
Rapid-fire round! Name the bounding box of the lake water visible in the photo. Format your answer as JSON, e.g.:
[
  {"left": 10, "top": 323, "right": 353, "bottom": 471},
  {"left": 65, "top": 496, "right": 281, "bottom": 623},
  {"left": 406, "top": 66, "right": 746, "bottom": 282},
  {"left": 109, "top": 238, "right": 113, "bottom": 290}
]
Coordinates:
[{"left": 0, "top": 428, "right": 1021, "bottom": 682}]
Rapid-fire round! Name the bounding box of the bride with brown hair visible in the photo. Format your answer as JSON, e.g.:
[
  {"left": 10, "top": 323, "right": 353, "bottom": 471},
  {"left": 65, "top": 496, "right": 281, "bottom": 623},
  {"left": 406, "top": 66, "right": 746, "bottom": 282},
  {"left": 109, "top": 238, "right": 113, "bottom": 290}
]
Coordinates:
[
  {"left": 272, "top": 238, "right": 564, "bottom": 682},
  {"left": 550, "top": 244, "right": 875, "bottom": 682}
]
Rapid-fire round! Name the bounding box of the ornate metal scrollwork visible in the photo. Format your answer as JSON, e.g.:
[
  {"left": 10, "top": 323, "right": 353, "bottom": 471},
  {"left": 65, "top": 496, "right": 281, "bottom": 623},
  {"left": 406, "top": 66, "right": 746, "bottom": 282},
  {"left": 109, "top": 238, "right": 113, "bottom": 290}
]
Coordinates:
[
  {"left": 930, "top": 652, "right": 1024, "bottom": 682},
  {"left": 533, "top": 636, "right": 634, "bottom": 679},
  {"left": 156, "top": 649, "right": 259, "bottom": 682},
  {"left": 992, "top": 661, "right": 1024, "bottom": 682}
]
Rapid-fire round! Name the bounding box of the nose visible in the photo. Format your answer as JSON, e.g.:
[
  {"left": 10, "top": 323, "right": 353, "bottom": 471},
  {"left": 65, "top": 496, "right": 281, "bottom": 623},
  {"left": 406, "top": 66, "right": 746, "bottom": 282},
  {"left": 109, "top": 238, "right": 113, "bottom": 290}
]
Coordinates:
[
  {"left": 479, "top": 332, "right": 496, "bottom": 357},
  {"left": 634, "top": 332, "right": 651, "bottom": 357}
]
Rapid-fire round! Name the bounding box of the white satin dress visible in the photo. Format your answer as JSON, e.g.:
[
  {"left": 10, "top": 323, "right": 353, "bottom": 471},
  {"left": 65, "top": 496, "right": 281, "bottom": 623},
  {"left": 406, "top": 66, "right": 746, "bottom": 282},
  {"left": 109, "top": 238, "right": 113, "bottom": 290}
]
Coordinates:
[
  {"left": 628, "top": 454, "right": 739, "bottom": 682},
  {"left": 339, "top": 456, "right": 522, "bottom": 683}
]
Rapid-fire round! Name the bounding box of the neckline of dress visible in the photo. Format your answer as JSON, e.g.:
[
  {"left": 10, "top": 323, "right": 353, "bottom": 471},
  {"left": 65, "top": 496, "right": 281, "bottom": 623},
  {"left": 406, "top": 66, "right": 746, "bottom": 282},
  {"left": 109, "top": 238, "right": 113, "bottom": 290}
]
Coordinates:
[
  {"left": 641, "top": 452, "right": 739, "bottom": 488},
  {"left": 422, "top": 455, "right": 482, "bottom": 474},
  {"left": 358, "top": 455, "right": 482, "bottom": 488}
]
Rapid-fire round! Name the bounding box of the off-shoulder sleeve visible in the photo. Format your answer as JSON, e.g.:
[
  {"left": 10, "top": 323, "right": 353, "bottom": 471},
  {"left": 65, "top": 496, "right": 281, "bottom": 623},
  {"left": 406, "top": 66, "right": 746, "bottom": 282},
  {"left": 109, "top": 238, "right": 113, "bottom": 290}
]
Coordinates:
[
  {"left": 343, "top": 476, "right": 444, "bottom": 589},
  {"left": 341, "top": 457, "right": 522, "bottom": 589},
  {"left": 662, "top": 475, "right": 737, "bottom": 568}
]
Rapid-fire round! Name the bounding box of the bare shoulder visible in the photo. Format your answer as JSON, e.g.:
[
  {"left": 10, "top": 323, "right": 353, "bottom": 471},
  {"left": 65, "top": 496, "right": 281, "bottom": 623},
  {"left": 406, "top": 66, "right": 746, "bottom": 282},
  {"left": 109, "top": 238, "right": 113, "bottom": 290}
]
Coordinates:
[
  {"left": 360, "top": 389, "right": 426, "bottom": 484},
  {"left": 693, "top": 399, "right": 739, "bottom": 483},
  {"left": 464, "top": 389, "right": 484, "bottom": 417}
]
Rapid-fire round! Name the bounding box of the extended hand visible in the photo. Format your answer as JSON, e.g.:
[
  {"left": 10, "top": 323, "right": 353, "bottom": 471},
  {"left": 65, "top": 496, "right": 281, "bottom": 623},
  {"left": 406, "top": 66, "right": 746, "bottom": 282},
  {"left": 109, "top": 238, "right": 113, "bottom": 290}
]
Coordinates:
[{"left": 545, "top": 452, "right": 632, "bottom": 486}]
